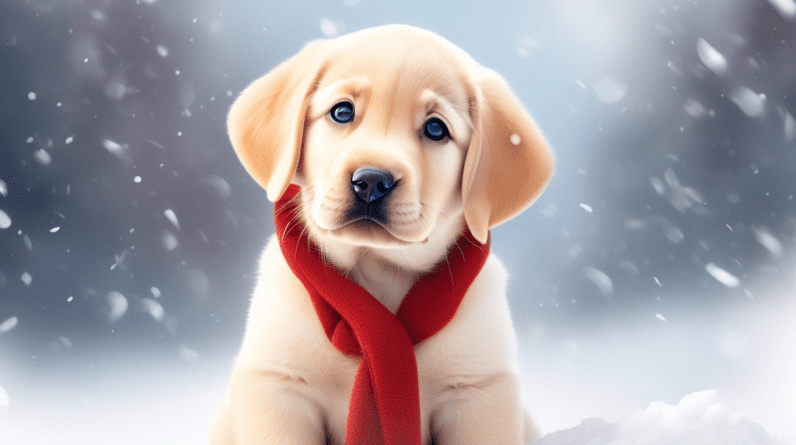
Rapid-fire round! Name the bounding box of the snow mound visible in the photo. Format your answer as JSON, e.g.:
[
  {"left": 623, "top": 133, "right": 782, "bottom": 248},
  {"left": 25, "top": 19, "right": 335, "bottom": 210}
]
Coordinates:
[{"left": 532, "top": 390, "right": 781, "bottom": 445}]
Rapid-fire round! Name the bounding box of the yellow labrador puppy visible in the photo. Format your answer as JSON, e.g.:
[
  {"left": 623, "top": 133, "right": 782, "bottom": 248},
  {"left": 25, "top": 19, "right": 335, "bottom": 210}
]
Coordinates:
[{"left": 209, "top": 25, "right": 554, "bottom": 445}]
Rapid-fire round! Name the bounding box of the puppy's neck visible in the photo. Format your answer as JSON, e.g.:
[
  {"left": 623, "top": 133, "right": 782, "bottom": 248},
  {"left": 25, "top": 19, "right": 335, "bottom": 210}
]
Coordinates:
[
  {"left": 346, "top": 252, "right": 419, "bottom": 314},
  {"left": 313, "top": 216, "right": 465, "bottom": 314}
]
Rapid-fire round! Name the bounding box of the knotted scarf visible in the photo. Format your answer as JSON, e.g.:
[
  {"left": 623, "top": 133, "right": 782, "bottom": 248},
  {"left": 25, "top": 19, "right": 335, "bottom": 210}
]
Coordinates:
[{"left": 275, "top": 184, "right": 490, "bottom": 445}]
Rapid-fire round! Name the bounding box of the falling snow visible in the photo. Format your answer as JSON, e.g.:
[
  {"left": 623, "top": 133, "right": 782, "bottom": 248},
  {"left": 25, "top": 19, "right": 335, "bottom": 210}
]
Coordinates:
[
  {"left": 179, "top": 344, "right": 200, "bottom": 363},
  {"left": 0, "top": 317, "right": 19, "bottom": 333},
  {"left": 0, "top": 209, "right": 10, "bottom": 229},
  {"left": 751, "top": 226, "right": 784, "bottom": 257},
  {"left": 784, "top": 110, "right": 796, "bottom": 142},
  {"left": 583, "top": 267, "right": 614, "bottom": 297},
  {"left": 20, "top": 272, "right": 32, "bottom": 286},
  {"left": 730, "top": 87, "right": 766, "bottom": 117},
  {"left": 696, "top": 38, "right": 728, "bottom": 75},
  {"left": 33, "top": 149, "right": 52, "bottom": 165},
  {"left": 141, "top": 298, "right": 165, "bottom": 321},
  {"left": 593, "top": 76, "right": 627, "bottom": 104},
  {"left": 164, "top": 209, "right": 180, "bottom": 229},
  {"left": 705, "top": 262, "right": 740, "bottom": 288},
  {"left": 768, "top": 0, "right": 796, "bottom": 19},
  {"left": 579, "top": 203, "right": 593, "bottom": 213},
  {"left": 161, "top": 231, "right": 178, "bottom": 251},
  {"left": 102, "top": 138, "right": 126, "bottom": 158},
  {"left": 104, "top": 291, "right": 129, "bottom": 323}
]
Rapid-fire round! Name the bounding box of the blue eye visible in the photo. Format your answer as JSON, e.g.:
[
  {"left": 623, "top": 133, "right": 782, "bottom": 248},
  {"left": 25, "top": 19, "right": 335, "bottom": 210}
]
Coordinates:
[
  {"left": 329, "top": 101, "right": 355, "bottom": 124},
  {"left": 423, "top": 117, "right": 448, "bottom": 141}
]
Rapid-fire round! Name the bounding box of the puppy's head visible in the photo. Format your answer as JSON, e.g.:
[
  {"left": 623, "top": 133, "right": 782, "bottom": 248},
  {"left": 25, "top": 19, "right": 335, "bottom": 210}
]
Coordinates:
[{"left": 228, "top": 25, "right": 553, "bottom": 252}]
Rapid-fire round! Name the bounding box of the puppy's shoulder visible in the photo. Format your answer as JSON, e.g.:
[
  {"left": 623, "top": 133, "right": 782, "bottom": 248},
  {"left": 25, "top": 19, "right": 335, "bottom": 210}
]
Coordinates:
[
  {"left": 416, "top": 252, "right": 518, "bottom": 377},
  {"left": 237, "top": 235, "right": 330, "bottom": 368}
]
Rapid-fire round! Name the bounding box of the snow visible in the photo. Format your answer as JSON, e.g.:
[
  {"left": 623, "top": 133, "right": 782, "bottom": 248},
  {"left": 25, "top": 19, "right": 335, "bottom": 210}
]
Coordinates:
[
  {"left": 102, "top": 138, "right": 126, "bottom": 158},
  {"left": 179, "top": 344, "right": 200, "bottom": 363},
  {"left": 579, "top": 203, "right": 593, "bottom": 213},
  {"left": 133, "top": 175, "right": 142, "bottom": 183},
  {"left": 204, "top": 175, "right": 232, "bottom": 199},
  {"left": 0, "top": 179, "right": 6, "bottom": 197},
  {"left": 751, "top": 226, "right": 784, "bottom": 257},
  {"left": 164, "top": 209, "right": 180, "bottom": 229},
  {"left": 532, "top": 390, "right": 780, "bottom": 445},
  {"left": 160, "top": 231, "right": 178, "bottom": 251},
  {"left": 583, "top": 267, "right": 614, "bottom": 297},
  {"left": 0, "top": 385, "right": 8, "bottom": 408},
  {"left": 768, "top": 0, "right": 796, "bottom": 19},
  {"left": 20, "top": 272, "right": 32, "bottom": 286},
  {"left": 0, "top": 209, "right": 10, "bottom": 229},
  {"left": 151, "top": 286, "right": 161, "bottom": 298},
  {"left": 696, "top": 38, "right": 728, "bottom": 75},
  {"left": 705, "top": 262, "right": 740, "bottom": 288},
  {"left": 156, "top": 45, "right": 168, "bottom": 57},
  {"left": 594, "top": 76, "right": 627, "bottom": 104},
  {"left": 785, "top": 110, "right": 796, "bottom": 142},
  {"left": 684, "top": 97, "right": 707, "bottom": 118},
  {"left": 141, "top": 298, "right": 165, "bottom": 321},
  {"left": 730, "top": 87, "right": 766, "bottom": 117},
  {"left": 27, "top": 92, "right": 36, "bottom": 100},
  {"left": 50, "top": 226, "right": 60, "bottom": 233},
  {"left": 510, "top": 133, "right": 521, "bottom": 145},
  {"left": 65, "top": 136, "right": 73, "bottom": 144},
  {"left": 33, "top": 148, "right": 51, "bottom": 165},
  {"left": 655, "top": 313, "right": 666, "bottom": 321},
  {"left": 0, "top": 317, "right": 18, "bottom": 333},
  {"left": 319, "top": 18, "right": 342, "bottom": 37},
  {"left": 104, "top": 291, "right": 129, "bottom": 323},
  {"left": 662, "top": 168, "right": 703, "bottom": 214}
]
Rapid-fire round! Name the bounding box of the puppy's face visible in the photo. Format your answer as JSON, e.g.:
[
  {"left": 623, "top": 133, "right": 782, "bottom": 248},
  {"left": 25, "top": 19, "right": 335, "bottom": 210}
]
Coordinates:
[
  {"left": 296, "top": 42, "right": 473, "bottom": 248},
  {"left": 228, "top": 25, "right": 554, "bottom": 253}
]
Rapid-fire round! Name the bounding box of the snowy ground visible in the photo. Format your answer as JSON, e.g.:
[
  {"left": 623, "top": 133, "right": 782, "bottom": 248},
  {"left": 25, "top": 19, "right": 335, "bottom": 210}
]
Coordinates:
[{"left": 1, "top": 278, "right": 793, "bottom": 445}]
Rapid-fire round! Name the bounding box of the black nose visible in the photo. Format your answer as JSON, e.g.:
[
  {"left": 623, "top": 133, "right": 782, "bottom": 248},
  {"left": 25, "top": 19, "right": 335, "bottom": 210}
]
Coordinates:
[{"left": 351, "top": 168, "right": 395, "bottom": 203}]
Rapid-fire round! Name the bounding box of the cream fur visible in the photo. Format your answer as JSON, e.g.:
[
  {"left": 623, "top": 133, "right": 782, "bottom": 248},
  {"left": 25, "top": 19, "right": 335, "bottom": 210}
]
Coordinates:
[{"left": 210, "top": 24, "right": 553, "bottom": 445}]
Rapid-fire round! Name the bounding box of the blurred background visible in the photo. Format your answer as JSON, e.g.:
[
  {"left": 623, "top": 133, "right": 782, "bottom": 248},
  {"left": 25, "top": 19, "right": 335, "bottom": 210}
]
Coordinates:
[{"left": 0, "top": 0, "right": 794, "bottom": 443}]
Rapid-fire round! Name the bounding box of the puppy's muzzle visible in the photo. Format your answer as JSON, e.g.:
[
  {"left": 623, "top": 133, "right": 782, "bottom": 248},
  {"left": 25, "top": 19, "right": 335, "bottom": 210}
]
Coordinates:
[{"left": 351, "top": 168, "right": 395, "bottom": 204}]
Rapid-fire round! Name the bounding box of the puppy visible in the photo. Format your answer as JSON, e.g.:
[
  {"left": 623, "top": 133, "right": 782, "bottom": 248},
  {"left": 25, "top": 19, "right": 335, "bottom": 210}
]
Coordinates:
[{"left": 209, "top": 25, "right": 554, "bottom": 445}]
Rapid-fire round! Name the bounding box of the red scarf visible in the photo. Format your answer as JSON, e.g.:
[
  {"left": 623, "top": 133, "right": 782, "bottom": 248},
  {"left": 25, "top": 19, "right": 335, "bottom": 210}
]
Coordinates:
[{"left": 275, "top": 185, "right": 490, "bottom": 445}]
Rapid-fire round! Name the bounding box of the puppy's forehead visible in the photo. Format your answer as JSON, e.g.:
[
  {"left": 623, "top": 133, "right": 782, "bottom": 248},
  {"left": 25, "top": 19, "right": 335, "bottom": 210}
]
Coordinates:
[{"left": 318, "top": 29, "right": 472, "bottom": 107}]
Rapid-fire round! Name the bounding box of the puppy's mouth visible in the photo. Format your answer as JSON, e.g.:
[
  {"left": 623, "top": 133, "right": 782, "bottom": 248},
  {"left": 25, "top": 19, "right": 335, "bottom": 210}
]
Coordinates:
[{"left": 307, "top": 193, "right": 431, "bottom": 247}]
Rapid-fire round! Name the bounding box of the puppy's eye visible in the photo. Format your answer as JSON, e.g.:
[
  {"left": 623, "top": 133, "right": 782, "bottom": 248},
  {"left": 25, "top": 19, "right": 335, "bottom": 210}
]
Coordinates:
[
  {"left": 329, "top": 101, "right": 355, "bottom": 124},
  {"left": 422, "top": 117, "right": 449, "bottom": 141}
]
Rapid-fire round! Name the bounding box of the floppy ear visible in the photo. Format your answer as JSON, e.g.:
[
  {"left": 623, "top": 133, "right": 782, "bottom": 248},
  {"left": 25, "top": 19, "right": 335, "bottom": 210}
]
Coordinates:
[
  {"left": 227, "top": 40, "right": 329, "bottom": 202},
  {"left": 462, "top": 70, "right": 555, "bottom": 244}
]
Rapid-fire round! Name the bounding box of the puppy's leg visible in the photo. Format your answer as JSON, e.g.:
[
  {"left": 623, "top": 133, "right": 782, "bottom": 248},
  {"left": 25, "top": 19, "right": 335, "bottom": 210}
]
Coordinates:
[
  {"left": 432, "top": 372, "right": 527, "bottom": 445},
  {"left": 224, "top": 368, "right": 326, "bottom": 445}
]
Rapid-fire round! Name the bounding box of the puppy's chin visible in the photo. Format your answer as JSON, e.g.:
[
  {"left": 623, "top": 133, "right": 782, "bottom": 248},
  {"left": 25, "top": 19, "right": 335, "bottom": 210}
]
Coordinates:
[{"left": 309, "top": 218, "right": 429, "bottom": 249}]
